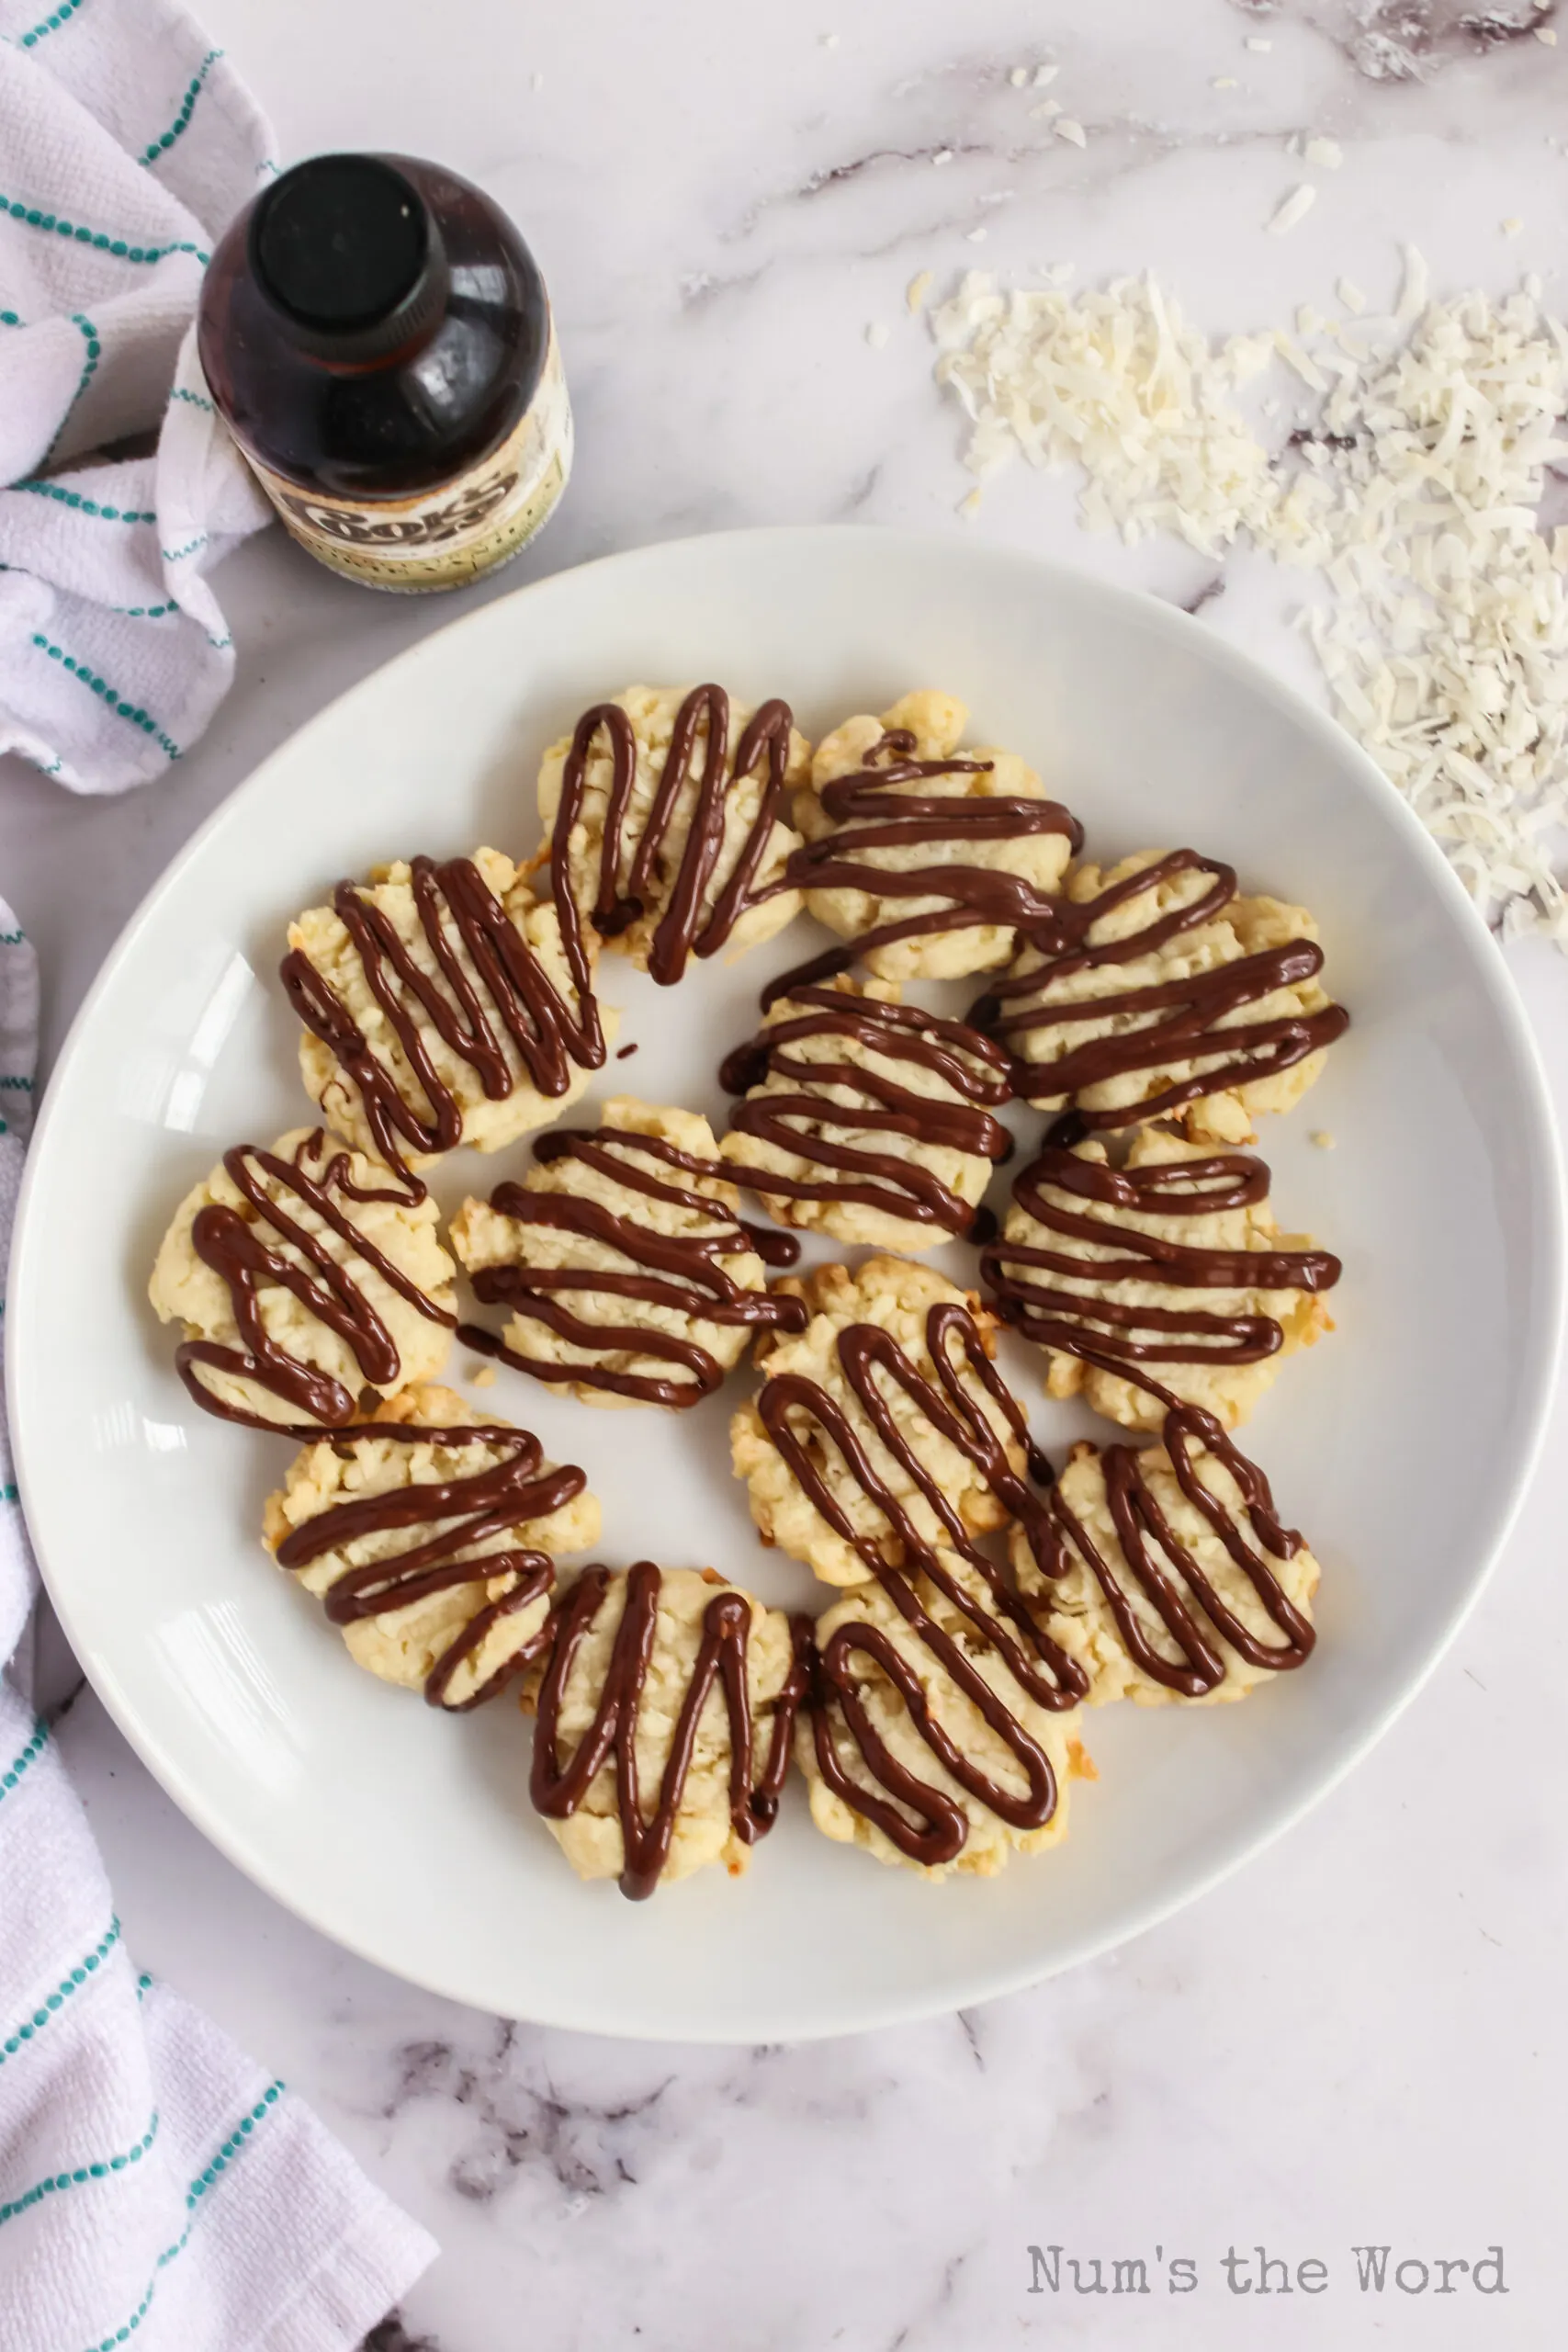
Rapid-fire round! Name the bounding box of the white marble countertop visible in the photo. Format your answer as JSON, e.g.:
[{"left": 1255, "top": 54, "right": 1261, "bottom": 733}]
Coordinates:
[{"left": 8, "top": 2, "right": 1568, "bottom": 2345}]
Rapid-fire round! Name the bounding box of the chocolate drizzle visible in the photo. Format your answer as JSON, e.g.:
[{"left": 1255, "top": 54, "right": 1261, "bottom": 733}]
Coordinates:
[
  {"left": 457, "top": 1123, "right": 807, "bottom": 1408},
  {"left": 763, "top": 727, "right": 1082, "bottom": 1005},
  {"left": 280, "top": 853, "right": 605, "bottom": 1192},
  {"left": 531, "top": 1563, "right": 810, "bottom": 1899},
  {"left": 1043, "top": 1408, "right": 1315, "bottom": 1696},
  {"left": 974, "top": 850, "right": 1348, "bottom": 1123},
  {"left": 175, "top": 1131, "right": 455, "bottom": 1430},
  {"left": 549, "top": 686, "right": 799, "bottom": 986},
  {"left": 756, "top": 1299, "right": 1088, "bottom": 1866},
  {"left": 275, "top": 1422, "right": 586, "bottom": 1710},
  {"left": 721, "top": 985, "right": 1014, "bottom": 1239},
  {"left": 982, "top": 1141, "right": 1341, "bottom": 1380}
]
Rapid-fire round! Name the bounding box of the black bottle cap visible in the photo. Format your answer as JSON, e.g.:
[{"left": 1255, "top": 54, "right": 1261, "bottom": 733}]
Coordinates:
[{"left": 249, "top": 154, "right": 448, "bottom": 363}]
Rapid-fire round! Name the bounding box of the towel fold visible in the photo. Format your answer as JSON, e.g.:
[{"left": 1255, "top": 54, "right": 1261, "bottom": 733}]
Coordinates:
[{"left": 0, "top": 0, "right": 276, "bottom": 796}]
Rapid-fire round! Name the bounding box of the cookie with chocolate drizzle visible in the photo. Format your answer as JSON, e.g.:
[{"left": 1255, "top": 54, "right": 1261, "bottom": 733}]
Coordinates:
[
  {"left": 976, "top": 848, "right": 1348, "bottom": 1142},
  {"left": 801, "top": 1563, "right": 1094, "bottom": 1877},
  {"left": 282, "top": 844, "right": 612, "bottom": 1190},
  {"left": 730, "top": 1256, "right": 1043, "bottom": 1588},
  {"left": 525, "top": 1562, "right": 809, "bottom": 1898},
  {"left": 537, "top": 683, "right": 810, "bottom": 983},
  {"left": 148, "top": 1126, "right": 457, "bottom": 1430},
  {"left": 781, "top": 690, "right": 1080, "bottom": 987},
  {"left": 450, "top": 1097, "right": 807, "bottom": 1409},
  {"left": 262, "top": 1385, "right": 600, "bottom": 1711},
  {"left": 982, "top": 1127, "right": 1340, "bottom": 1432},
  {"left": 719, "top": 974, "right": 1014, "bottom": 1255},
  {"left": 1011, "top": 1413, "right": 1321, "bottom": 1706},
  {"left": 733, "top": 1257, "right": 1095, "bottom": 1870}
]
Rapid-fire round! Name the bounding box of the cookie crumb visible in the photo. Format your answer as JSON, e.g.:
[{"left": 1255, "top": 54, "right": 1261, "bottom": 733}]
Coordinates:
[
  {"left": 1311, "top": 1129, "right": 1336, "bottom": 1150},
  {"left": 907, "top": 269, "right": 935, "bottom": 313},
  {"left": 469, "top": 1363, "right": 498, "bottom": 1386}
]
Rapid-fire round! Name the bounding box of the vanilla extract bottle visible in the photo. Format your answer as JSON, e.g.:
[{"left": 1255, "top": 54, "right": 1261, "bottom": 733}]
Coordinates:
[{"left": 197, "top": 152, "right": 572, "bottom": 591}]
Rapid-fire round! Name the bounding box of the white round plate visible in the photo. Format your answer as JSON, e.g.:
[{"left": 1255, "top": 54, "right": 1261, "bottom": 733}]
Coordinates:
[{"left": 12, "top": 527, "right": 1562, "bottom": 2041}]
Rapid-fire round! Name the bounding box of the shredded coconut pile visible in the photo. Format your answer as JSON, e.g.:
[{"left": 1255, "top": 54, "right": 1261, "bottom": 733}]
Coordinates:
[
  {"left": 930, "top": 259, "right": 1568, "bottom": 944},
  {"left": 931, "top": 275, "right": 1279, "bottom": 556}
]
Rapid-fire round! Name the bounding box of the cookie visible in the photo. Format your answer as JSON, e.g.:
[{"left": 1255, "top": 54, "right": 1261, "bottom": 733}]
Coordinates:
[
  {"left": 526, "top": 1562, "right": 808, "bottom": 1896},
  {"left": 983, "top": 1128, "right": 1340, "bottom": 1431},
  {"left": 537, "top": 684, "right": 811, "bottom": 984},
  {"left": 1013, "top": 1409, "right": 1320, "bottom": 1705},
  {"left": 262, "top": 1385, "right": 599, "bottom": 1710},
  {"left": 800, "top": 1555, "right": 1091, "bottom": 1878},
  {"left": 729, "top": 1256, "right": 1045, "bottom": 1588},
  {"left": 148, "top": 1127, "right": 457, "bottom": 1430},
  {"left": 977, "top": 849, "right": 1348, "bottom": 1141},
  {"left": 784, "top": 690, "right": 1079, "bottom": 985},
  {"left": 719, "top": 975, "right": 1013, "bottom": 1254},
  {"left": 283, "top": 846, "right": 612, "bottom": 1184},
  {"left": 450, "top": 1098, "right": 807, "bottom": 1408}
]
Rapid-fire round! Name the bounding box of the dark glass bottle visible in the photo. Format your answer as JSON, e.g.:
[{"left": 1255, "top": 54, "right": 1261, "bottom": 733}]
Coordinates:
[{"left": 197, "top": 153, "right": 572, "bottom": 592}]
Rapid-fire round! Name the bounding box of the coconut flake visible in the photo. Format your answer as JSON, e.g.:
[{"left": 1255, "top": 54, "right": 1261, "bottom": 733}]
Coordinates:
[
  {"left": 1268, "top": 185, "right": 1317, "bottom": 236},
  {"left": 1303, "top": 136, "right": 1343, "bottom": 170}
]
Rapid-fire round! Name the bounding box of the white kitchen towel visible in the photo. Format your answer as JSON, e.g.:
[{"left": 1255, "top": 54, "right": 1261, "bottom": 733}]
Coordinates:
[
  {"left": 0, "top": 0, "right": 276, "bottom": 795},
  {"left": 0, "top": 923, "right": 439, "bottom": 2349}
]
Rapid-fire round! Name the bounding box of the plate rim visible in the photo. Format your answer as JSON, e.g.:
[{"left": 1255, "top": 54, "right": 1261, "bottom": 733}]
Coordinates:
[{"left": 13, "top": 522, "right": 1565, "bottom": 2040}]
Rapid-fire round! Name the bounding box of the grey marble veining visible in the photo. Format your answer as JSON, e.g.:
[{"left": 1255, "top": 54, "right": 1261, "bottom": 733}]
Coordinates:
[{"left": 6, "top": 2, "right": 1568, "bottom": 2346}]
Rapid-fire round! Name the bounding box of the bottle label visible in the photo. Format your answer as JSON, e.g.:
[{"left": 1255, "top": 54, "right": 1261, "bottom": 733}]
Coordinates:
[{"left": 244, "top": 327, "right": 573, "bottom": 592}]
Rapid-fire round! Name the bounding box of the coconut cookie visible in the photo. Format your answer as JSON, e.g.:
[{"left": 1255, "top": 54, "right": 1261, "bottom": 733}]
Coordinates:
[
  {"left": 719, "top": 976, "right": 1014, "bottom": 1255},
  {"left": 149, "top": 1127, "right": 457, "bottom": 1430},
  {"left": 978, "top": 849, "right": 1348, "bottom": 1142},
  {"left": 784, "top": 690, "right": 1080, "bottom": 986},
  {"left": 450, "top": 1098, "right": 807, "bottom": 1408},
  {"left": 801, "top": 1556, "right": 1091, "bottom": 1878},
  {"left": 282, "top": 846, "right": 612, "bottom": 1185},
  {"left": 983, "top": 1129, "right": 1340, "bottom": 1432},
  {"left": 730, "top": 1256, "right": 1046, "bottom": 1589},
  {"left": 262, "top": 1386, "right": 600, "bottom": 1710},
  {"left": 1013, "top": 1409, "right": 1320, "bottom": 1706},
  {"left": 526, "top": 1562, "right": 808, "bottom": 1898},
  {"left": 537, "top": 683, "right": 811, "bottom": 985}
]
